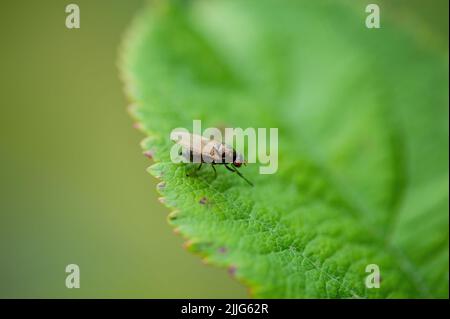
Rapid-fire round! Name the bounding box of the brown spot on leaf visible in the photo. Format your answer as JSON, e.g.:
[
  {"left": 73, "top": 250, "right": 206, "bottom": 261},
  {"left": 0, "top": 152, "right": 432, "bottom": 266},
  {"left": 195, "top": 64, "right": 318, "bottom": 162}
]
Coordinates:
[
  {"left": 199, "top": 197, "right": 208, "bottom": 205},
  {"left": 228, "top": 265, "right": 237, "bottom": 276}
]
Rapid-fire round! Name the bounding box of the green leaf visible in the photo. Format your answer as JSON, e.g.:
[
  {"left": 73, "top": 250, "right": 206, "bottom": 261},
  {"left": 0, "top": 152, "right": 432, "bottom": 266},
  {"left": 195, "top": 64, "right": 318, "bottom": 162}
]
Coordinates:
[{"left": 120, "top": 0, "right": 449, "bottom": 298}]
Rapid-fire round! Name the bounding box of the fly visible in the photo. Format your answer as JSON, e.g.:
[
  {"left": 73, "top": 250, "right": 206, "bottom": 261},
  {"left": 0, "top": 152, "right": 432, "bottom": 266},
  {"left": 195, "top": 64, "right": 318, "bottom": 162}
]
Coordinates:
[{"left": 172, "top": 132, "right": 253, "bottom": 186}]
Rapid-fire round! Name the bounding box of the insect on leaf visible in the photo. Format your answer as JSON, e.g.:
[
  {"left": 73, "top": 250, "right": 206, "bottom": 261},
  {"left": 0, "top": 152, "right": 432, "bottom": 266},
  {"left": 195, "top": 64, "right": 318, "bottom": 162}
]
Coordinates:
[{"left": 120, "top": 0, "right": 449, "bottom": 298}]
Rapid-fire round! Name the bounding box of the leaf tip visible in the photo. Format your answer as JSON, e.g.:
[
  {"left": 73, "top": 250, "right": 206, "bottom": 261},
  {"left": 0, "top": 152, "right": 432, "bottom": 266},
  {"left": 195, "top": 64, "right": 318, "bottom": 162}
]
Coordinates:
[
  {"left": 143, "top": 150, "right": 154, "bottom": 160},
  {"left": 157, "top": 181, "right": 166, "bottom": 191}
]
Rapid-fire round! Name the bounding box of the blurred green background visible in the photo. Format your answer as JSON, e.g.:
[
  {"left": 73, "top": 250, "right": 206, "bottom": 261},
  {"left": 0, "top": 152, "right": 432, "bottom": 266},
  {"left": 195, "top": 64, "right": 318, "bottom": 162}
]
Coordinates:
[
  {"left": 0, "top": 1, "right": 447, "bottom": 298},
  {"left": 0, "top": 0, "right": 246, "bottom": 298}
]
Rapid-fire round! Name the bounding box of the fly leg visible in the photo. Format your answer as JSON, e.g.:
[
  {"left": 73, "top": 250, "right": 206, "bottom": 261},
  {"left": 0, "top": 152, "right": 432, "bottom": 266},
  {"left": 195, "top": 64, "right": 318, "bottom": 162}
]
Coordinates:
[
  {"left": 224, "top": 164, "right": 235, "bottom": 173},
  {"left": 224, "top": 164, "right": 254, "bottom": 186},
  {"left": 211, "top": 164, "right": 217, "bottom": 178}
]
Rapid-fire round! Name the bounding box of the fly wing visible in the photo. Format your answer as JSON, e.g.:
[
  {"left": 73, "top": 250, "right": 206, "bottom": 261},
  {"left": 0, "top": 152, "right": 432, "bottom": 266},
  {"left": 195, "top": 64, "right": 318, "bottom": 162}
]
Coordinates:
[
  {"left": 200, "top": 139, "right": 222, "bottom": 163},
  {"left": 173, "top": 132, "right": 223, "bottom": 163}
]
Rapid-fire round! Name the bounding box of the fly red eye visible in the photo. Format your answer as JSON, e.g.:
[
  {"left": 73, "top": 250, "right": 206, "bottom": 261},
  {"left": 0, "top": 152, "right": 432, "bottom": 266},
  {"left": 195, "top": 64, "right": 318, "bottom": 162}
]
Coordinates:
[{"left": 233, "top": 162, "right": 242, "bottom": 168}]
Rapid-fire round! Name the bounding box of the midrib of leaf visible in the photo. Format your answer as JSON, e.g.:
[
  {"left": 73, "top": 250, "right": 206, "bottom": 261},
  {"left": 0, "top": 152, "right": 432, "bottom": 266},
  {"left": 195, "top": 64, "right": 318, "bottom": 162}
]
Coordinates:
[
  {"left": 281, "top": 92, "right": 426, "bottom": 295},
  {"left": 278, "top": 129, "right": 428, "bottom": 296}
]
